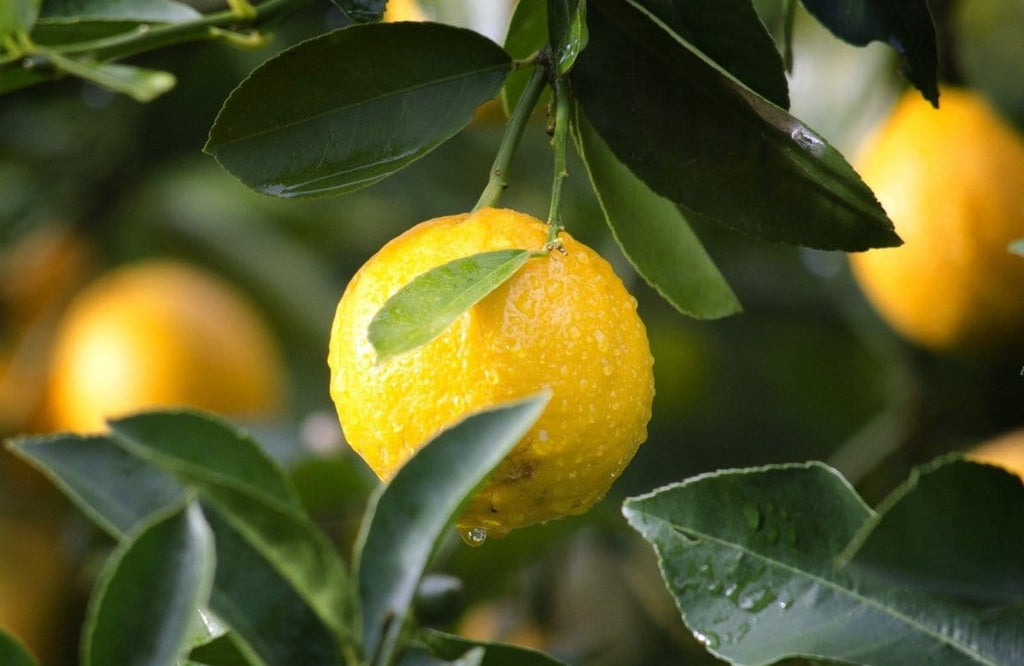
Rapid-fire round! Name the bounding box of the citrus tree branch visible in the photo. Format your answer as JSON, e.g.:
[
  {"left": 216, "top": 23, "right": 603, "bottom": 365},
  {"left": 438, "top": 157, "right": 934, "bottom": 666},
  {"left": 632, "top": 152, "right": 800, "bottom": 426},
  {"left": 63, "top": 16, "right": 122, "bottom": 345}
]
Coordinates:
[
  {"left": 473, "top": 62, "right": 548, "bottom": 212},
  {"left": 546, "top": 74, "right": 570, "bottom": 245}
]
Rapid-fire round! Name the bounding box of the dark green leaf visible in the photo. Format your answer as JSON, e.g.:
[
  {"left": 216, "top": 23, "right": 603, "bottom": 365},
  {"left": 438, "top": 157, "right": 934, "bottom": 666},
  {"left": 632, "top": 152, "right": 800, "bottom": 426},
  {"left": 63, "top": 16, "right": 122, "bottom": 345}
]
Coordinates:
[
  {"left": 6, "top": 433, "right": 185, "bottom": 539},
  {"left": 0, "top": 0, "right": 40, "bottom": 36},
  {"left": 842, "top": 457, "right": 1024, "bottom": 605},
  {"left": 800, "top": 0, "right": 938, "bottom": 106},
  {"left": 202, "top": 499, "right": 352, "bottom": 666},
  {"left": 205, "top": 22, "right": 512, "bottom": 198},
  {"left": 332, "top": 0, "right": 385, "bottom": 23},
  {"left": 38, "top": 0, "right": 199, "bottom": 22},
  {"left": 83, "top": 501, "right": 216, "bottom": 666},
  {"left": 368, "top": 249, "right": 534, "bottom": 363},
  {"left": 625, "top": 462, "right": 1024, "bottom": 665},
  {"left": 0, "top": 61, "right": 55, "bottom": 95},
  {"left": 189, "top": 633, "right": 263, "bottom": 666},
  {"left": 548, "top": 0, "right": 588, "bottom": 75},
  {"left": 501, "top": 0, "right": 548, "bottom": 117},
  {"left": 416, "top": 628, "right": 569, "bottom": 666},
  {"left": 0, "top": 631, "right": 36, "bottom": 666},
  {"left": 640, "top": 0, "right": 789, "bottom": 108},
  {"left": 356, "top": 393, "right": 550, "bottom": 665},
  {"left": 573, "top": 0, "right": 900, "bottom": 251},
  {"left": 47, "top": 54, "right": 176, "bottom": 102},
  {"left": 108, "top": 409, "right": 302, "bottom": 510},
  {"left": 574, "top": 110, "right": 741, "bottom": 319}
]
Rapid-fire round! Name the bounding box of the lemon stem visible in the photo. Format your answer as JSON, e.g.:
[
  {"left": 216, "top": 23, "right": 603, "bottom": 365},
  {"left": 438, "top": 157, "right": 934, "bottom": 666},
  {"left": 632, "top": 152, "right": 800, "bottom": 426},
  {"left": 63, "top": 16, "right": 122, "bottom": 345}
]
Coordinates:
[
  {"left": 473, "top": 62, "right": 548, "bottom": 212},
  {"left": 546, "top": 75, "right": 570, "bottom": 246}
]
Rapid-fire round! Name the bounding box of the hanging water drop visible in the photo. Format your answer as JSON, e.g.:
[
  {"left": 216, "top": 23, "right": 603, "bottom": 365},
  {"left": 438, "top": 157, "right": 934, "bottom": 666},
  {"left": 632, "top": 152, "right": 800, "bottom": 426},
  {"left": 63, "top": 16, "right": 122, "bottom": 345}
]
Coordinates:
[{"left": 461, "top": 527, "right": 487, "bottom": 546}]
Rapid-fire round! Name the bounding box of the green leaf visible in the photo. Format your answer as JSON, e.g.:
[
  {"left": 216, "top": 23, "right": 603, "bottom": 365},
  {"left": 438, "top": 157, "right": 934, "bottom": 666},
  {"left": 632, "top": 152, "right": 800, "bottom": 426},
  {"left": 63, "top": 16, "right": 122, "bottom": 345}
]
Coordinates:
[
  {"left": 640, "top": 0, "right": 789, "bottom": 108},
  {"left": 0, "top": 631, "right": 37, "bottom": 666},
  {"left": 572, "top": 0, "right": 900, "bottom": 252},
  {"left": 6, "top": 433, "right": 185, "bottom": 539},
  {"left": 205, "top": 22, "right": 512, "bottom": 198},
  {"left": 189, "top": 633, "right": 263, "bottom": 666},
  {"left": 501, "top": 0, "right": 548, "bottom": 117},
  {"left": 574, "top": 110, "right": 741, "bottom": 319},
  {"left": 108, "top": 409, "right": 302, "bottom": 511},
  {"left": 1, "top": 0, "right": 39, "bottom": 37},
  {"left": 625, "top": 462, "right": 1024, "bottom": 665},
  {"left": 368, "top": 249, "right": 534, "bottom": 363},
  {"left": 416, "top": 628, "right": 569, "bottom": 666},
  {"left": 38, "top": 0, "right": 200, "bottom": 23},
  {"left": 548, "top": 0, "right": 588, "bottom": 76},
  {"left": 83, "top": 501, "right": 216, "bottom": 666},
  {"left": 800, "top": 0, "right": 938, "bottom": 106},
  {"left": 47, "top": 54, "right": 176, "bottom": 102},
  {"left": 842, "top": 457, "right": 1024, "bottom": 605},
  {"left": 356, "top": 393, "right": 550, "bottom": 666},
  {"left": 201, "top": 496, "right": 353, "bottom": 666},
  {"left": 332, "top": 0, "right": 386, "bottom": 23}
]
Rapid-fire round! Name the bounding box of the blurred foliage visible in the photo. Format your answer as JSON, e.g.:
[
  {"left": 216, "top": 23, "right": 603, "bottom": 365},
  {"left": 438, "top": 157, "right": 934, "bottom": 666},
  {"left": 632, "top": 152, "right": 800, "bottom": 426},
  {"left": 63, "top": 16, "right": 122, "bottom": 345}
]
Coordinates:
[{"left": 1, "top": 1, "right": 1023, "bottom": 664}]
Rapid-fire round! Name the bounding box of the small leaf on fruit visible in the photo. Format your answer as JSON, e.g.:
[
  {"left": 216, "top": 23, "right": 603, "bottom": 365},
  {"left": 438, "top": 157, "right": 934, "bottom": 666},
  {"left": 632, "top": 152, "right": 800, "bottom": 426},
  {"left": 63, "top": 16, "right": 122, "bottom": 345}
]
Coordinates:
[{"left": 369, "top": 249, "right": 534, "bottom": 363}]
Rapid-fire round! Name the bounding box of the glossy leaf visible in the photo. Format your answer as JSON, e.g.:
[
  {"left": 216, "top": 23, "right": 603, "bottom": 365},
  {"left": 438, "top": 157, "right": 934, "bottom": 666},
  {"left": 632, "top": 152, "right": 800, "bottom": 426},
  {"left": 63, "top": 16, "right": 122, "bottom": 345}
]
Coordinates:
[
  {"left": 206, "top": 22, "right": 512, "bottom": 198},
  {"left": 368, "top": 249, "right": 534, "bottom": 363},
  {"left": 202, "top": 500, "right": 351, "bottom": 666},
  {"left": 416, "top": 629, "right": 569, "bottom": 666},
  {"left": 6, "top": 433, "right": 185, "bottom": 539},
  {"left": 625, "top": 462, "right": 1024, "bottom": 665},
  {"left": 38, "top": 0, "right": 199, "bottom": 22},
  {"left": 574, "top": 111, "right": 741, "bottom": 319},
  {"left": 0, "top": 0, "right": 40, "bottom": 35},
  {"left": 356, "top": 393, "right": 550, "bottom": 665},
  {"left": 0, "top": 632, "right": 36, "bottom": 666},
  {"left": 83, "top": 502, "right": 215, "bottom": 666},
  {"left": 640, "top": 0, "right": 788, "bottom": 108},
  {"left": 108, "top": 410, "right": 302, "bottom": 510},
  {"left": 572, "top": 0, "right": 900, "bottom": 252},
  {"left": 548, "top": 0, "right": 588, "bottom": 75},
  {"left": 332, "top": 0, "right": 385, "bottom": 23},
  {"left": 843, "top": 457, "right": 1024, "bottom": 605},
  {"left": 48, "top": 54, "right": 176, "bottom": 102},
  {"left": 188, "top": 633, "right": 263, "bottom": 666},
  {"left": 501, "top": 0, "right": 548, "bottom": 117},
  {"left": 800, "top": 0, "right": 938, "bottom": 106}
]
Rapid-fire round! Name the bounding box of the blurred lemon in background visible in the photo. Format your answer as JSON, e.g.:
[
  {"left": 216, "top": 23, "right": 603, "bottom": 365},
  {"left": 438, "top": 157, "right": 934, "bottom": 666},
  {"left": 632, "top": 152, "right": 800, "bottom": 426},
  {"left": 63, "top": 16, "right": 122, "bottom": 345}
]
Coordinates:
[
  {"left": 42, "top": 260, "right": 286, "bottom": 432},
  {"left": 849, "top": 88, "right": 1024, "bottom": 354},
  {"left": 967, "top": 428, "right": 1024, "bottom": 479}
]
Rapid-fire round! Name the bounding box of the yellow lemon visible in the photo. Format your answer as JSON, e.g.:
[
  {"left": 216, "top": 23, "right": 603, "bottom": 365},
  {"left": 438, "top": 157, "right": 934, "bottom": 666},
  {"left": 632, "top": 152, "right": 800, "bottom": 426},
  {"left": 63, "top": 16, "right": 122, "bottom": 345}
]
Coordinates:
[
  {"left": 44, "top": 260, "right": 285, "bottom": 432},
  {"left": 328, "top": 208, "right": 654, "bottom": 540},
  {"left": 849, "top": 88, "right": 1024, "bottom": 354},
  {"left": 967, "top": 428, "right": 1024, "bottom": 479}
]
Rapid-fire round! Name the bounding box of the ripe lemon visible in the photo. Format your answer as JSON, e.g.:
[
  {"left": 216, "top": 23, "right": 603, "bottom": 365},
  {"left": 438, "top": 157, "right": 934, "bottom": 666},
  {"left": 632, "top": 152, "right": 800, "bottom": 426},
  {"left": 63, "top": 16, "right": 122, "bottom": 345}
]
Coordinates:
[
  {"left": 849, "top": 88, "right": 1024, "bottom": 354},
  {"left": 44, "top": 260, "right": 285, "bottom": 432},
  {"left": 328, "top": 208, "right": 654, "bottom": 540}
]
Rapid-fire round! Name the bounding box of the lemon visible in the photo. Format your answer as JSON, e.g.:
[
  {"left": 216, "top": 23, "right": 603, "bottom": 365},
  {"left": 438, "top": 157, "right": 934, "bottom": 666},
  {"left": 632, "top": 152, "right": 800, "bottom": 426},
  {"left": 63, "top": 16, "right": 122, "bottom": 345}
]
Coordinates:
[
  {"left": 328, "top": 208, "right": 654, "bottom": 539},
  {"left": 849, "top": 88, "right": 1024, "bottom": 354},
  {"left": 967, "top": 429, "right": 1024, "bottom": 479},
  {"left": 44, "top": 260, "right": 285, "bottom": 432}
]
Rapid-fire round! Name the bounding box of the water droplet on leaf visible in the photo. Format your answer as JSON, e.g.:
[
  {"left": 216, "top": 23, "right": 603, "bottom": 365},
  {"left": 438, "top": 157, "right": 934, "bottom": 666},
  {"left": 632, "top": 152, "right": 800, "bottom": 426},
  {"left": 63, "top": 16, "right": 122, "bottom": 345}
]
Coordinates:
[{"left": 461, "top": 527, "right": 487, "bottom": 546}]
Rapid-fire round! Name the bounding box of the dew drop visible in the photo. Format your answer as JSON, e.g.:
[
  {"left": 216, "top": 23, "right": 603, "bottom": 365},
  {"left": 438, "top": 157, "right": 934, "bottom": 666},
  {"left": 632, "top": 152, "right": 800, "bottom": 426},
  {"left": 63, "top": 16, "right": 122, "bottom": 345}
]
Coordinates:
[
  {"left": 790, "top": 127, "right": 825, "bottom": 155},
  {"left": 693, "top": 630, "right": 720, "bottom": 649},
  {"left": 461, "top": 527, "right": 487, "bottom": 546},
  {"left": 738, "top": 588, "right": 776, "bottom": 613},
  {"left": 742, "top": 503, "right": 762, "bottom": 530}
]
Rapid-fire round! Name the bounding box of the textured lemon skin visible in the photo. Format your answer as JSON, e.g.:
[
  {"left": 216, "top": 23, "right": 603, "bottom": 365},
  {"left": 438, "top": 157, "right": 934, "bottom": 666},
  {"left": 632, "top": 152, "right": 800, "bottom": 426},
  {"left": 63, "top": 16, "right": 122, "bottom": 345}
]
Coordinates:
[
  {"left": 46, "top": 261, "right": 285, "bottom": 432},
  {"left": 329, "top": 208, "right": 654, "bottom": 537},
  {"left": 849, "top": 89, "right": 1024, "bottom": 354}
]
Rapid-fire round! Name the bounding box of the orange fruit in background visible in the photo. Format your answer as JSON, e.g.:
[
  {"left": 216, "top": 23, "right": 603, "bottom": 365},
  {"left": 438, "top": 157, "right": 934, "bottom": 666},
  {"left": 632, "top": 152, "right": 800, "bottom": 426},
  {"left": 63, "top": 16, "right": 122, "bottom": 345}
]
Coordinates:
[
  {"left": 849, "top": 88, "right": 1024, "bottom": 354},
  {"left": 966, "top": 428, "right": 1024, "bottom": 479},
  {"left": 43, "top": 260, "right": 285, "bottom": 433},
  {"left": 328, "top": 207, "right": 654, "bottom": 540}
]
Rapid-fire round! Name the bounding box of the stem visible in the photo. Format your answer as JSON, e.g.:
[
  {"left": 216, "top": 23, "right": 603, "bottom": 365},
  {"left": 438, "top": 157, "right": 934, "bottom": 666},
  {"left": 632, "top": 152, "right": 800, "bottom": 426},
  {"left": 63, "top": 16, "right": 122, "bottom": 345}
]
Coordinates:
[
  {"left": 472, "top": 63, "right": 548, "bottom": 212},
  {"left": 546, "top": 75, "right": 570, "bottom": 246},
  {"left": 782, "top": 0, "right": 796, "bottom": 73}
]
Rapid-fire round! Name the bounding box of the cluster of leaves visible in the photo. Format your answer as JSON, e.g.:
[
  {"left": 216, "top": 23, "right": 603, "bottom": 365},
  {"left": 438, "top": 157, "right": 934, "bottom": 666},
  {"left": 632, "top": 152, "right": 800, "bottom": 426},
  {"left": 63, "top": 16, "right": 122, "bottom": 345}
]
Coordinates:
[{"left": 3, "top": 398, "right": 567, "bottom": 666}]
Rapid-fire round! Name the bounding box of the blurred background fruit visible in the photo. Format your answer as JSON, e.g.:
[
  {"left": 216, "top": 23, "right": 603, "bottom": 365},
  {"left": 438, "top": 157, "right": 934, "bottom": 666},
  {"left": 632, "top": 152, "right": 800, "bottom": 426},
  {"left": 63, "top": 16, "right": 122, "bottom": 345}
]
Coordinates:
[
  {"left": 966, "top": 428, "right": 1024, "bottom": 479},
  {"left": 41, "top": 260, "right": 286, "bottom": 433},
  {"left": 849, "top": 88, "right": 1024, "bottom": 355}
]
